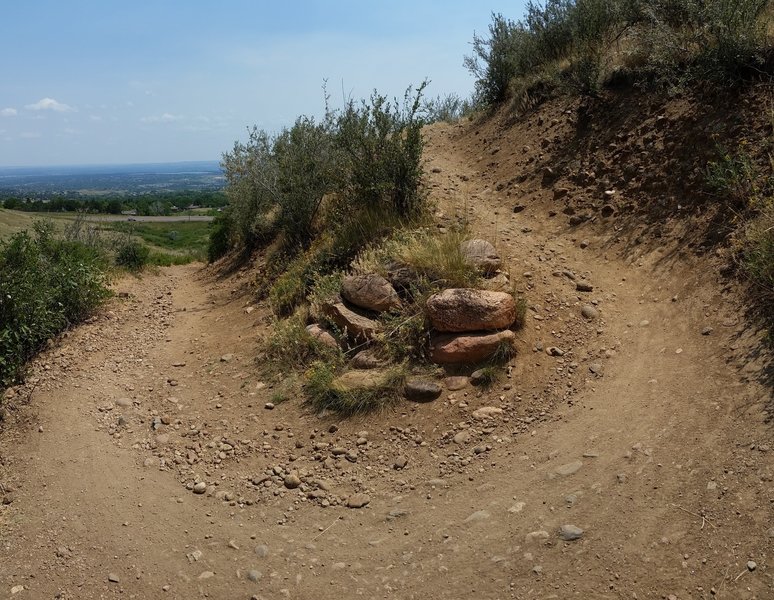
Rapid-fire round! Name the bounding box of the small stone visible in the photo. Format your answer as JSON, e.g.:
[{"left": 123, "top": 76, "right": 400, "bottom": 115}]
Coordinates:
[
  {"left": 108, "top": 573, "right": 120, "bottom": 583},
  {"left": 701, "top": 326, "right": 713, "bottom": 336},
  {"left": 588, "top": 363, "right": 603, "bottom": 375},
  {"left": 346, "top": 493, "right": 371, "bottom": 508},
  {"left": 115, "top": 398, "right": 132, "bottom": 407},
  {"left": 581, "top": 305, "right": 598, "bottom": 320},
  {"left": 264, "top": 402, "right": 275, "bottom": 410},
  {"left": 472, "top": 406, "right": 503, "bottom": 420},
  {"left": 254, "top": 544, "right": 269, "bottom": 558},
  {"left": 553, "top": 461, "right": 583, "bottom": 477},
  {"left": 11, "top": 585, "right": 24, "bottom": 594},
  {"left": 284, "top": 473, "right": 302, "bottom": 489},
  {"left": 576, "top": 281, "right": 593, "bottom": 292},
  {"left": 579, "top": 239, "right": 589, "bottom": 249},
  {"left": 404, "top": 380, "right": 442, "bottom": 403},
  {"left": 220, "top": 354, "right": 234, "bottom": 362},
  {"left": 444, "top": 376, "right": 469, "bottom": 391},
  {"left": 193, "top": 482, "right": 207, "bottom": 494},
  {"left": 247, "top": 569, "right": 262, "bottom": 582},
  {"left": 525, "top": 530, "right": 550, "bottom": 543},
  {"left": 747, "top": 561, "right": 757, "bottom": 572},
  {"left": 453, "top": 431, "right": 471, "bottom": 445},
  {"left": 394, "top": 456, "right": 408, "bottom": 470},
  {"left": 198, "top": 571, "right": 214, "bottom": 580},
  {"left": 558, "top": 524, "right": 584, "bottom": 541}
]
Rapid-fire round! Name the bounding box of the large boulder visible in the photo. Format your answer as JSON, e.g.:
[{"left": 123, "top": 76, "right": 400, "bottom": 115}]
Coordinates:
[
  {"left": 321, "top": 301, "right": 380, "bottom": 342},
  {"left": 341, "top": 274, "right": 401, "bottom": 312},
  {"left": 460, "top": 239, "right": 502, "bottom": 275},
  {"left": 430, "top": 330, "right": 515, "bottom": 364},
  {"left": 426, "top": 289, "right": 517, "bottom": 332}
]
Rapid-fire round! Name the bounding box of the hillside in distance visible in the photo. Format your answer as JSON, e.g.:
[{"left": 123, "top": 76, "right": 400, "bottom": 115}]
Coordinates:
[{"left": 0, "top": 161, "right": 225, "bottom": 196}]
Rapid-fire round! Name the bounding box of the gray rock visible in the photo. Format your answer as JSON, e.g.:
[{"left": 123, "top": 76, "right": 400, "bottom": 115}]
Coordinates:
[
  {"left": 747, "top": 561, "right": 757, "bottom": 572},
  {"left": 701, "top": 326, "right": 714, "bottom": 336},
  {"left": 444, "top": 376, "right": 469, "bottom": 391},
  {"left": 394, "top": 456, "right": 408, "bottom": 470},
  {"left": 581, "top": 305, "right": 599, "bottom": 320},
  {"left": 404, "top": 379, "right": 442, "bottom": 402},
  {"left": 108, "top": 573, "right": 120, "bottom": 583},
  {"left": 247, "top": 570, "right": 262, "bottom": 582},
  {"left": 350, "top": 349, "right": 388, "bottom": 370},
  {"left": 115, "top": 398, "right": 132, "bottom": 407},
  {"left": 254, "top": 544, "right": 269, "bottom": 558},
  {"left": 558, "top": 524, "right": 584, "bottom": 541},
  {"left": 193, "top": 482, "right": 207, "bottom": 494}
]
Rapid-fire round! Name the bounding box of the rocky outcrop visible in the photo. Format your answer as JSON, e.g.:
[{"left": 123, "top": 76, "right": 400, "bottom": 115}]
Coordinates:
[
  {"left": 429, "top": 330, "right": 515, "bottom": 364},
  {"left": 426, "top": 289, "right": 517, "bottom": 332},
  {"left": 341, "top": 274, "right": 401, "bottom": 312},
  {"left": 321, "top": 301, "right": 380, "bottom": 342},
  {"left": 460, "top": 239, "right": 502, "bottom": 275}
]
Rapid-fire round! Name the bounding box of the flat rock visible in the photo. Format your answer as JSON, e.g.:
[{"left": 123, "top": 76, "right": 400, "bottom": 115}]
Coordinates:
[
  {"left": 341, "top": 274, "right": 401, "bottom": 312},
  {"left": 346, "top": 493, "right": 371, "bottom": 508},
  {"left": 453, "top": 431, "right": 471, "bottom": 444},
  {"left": 430, "top": 330, "right": 515, "bottom": 365},
  {"left": 404, "top": 379, "right": 442, "bottom": 402},
  {"left": 460, "top": 239, "right": 502, "bottom": 275},
  {"left": 581, "top": 305, "right": 599, "bottom": 320},
  {"left": 426, "top": 288, "right": 517, "bottom": 332},
  {"left": 464, "top": 510, "right": 491, "bottom": 523},
  {"left": 444, "top": 376, "right": 469, "bottom": 390},
  {"left": 553, "top": 461, "right": 583, "bottom": 477},
  {"left": 472, "top": 406, "right": 503, "bottom": 420},
  {"left": 321, "top": 300, "right": 380, "bottom": 342},
  {"left": 525, "top": 530, "right": 550, "bottom": 543},
  {"left": 331, "top": 370, "right": 389, "bottom": 394}
]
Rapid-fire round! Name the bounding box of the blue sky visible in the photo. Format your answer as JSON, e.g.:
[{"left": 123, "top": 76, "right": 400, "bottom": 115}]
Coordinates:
[{"left": 0, "top": 1, "right": 526, "bottom": 167}]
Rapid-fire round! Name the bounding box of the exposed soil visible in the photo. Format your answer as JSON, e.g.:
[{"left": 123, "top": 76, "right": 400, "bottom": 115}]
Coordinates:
[{"left": 1, "top": 93, "right": 772, "bottom": 600}]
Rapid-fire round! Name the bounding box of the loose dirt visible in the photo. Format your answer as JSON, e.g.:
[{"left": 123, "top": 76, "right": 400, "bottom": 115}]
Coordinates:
[{"left": 1, "top": 105, "right": 772, "bottom": 599}]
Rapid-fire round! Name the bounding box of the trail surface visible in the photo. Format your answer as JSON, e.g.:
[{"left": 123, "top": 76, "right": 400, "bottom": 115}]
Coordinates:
[{"left": 1, "top": 123, "right": 771, "bottom": 600}]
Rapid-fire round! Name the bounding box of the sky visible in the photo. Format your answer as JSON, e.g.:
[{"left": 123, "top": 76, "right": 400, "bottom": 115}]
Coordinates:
[{"left": 0, "top": 1, "right": 527, "bottom": 167}]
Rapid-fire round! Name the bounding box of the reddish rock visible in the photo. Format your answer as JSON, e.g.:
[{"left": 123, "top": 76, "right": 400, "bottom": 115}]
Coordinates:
[
  {"left": 341, "top": 274, "right": 401, "bottom": 312},
  {"left": 305, "top": 324, "right": 338, "bottom": 348},
  {"left": 426, "top": 289, "right": 517, "bottom": 332},
  {"left": 430, "top": 330, "right": 515, "bottom": 364},
  {"left": 350, "top": 349, "right": 388, "bottom": 370},
  {"left": 460, "top": 239, "right": 502, "bottom": 275}
]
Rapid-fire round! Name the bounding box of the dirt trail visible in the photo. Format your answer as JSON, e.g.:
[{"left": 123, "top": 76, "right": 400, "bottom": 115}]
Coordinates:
[{"left": 1, "top": 126, "right": 772, "bottom": 600}]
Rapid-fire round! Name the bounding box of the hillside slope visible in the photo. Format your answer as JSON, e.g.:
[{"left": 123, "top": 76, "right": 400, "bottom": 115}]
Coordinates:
[{"left": 0, "top": 92, "right": 772, "bottom": 599}]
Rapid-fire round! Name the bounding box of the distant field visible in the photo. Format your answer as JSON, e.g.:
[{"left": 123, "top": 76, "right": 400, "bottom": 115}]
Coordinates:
[
  {"left": 0, "top": 209, "right": 70, "bottom": 239},
  {"left": 0, "top": 209, "right": 211, "bottom": 265}
]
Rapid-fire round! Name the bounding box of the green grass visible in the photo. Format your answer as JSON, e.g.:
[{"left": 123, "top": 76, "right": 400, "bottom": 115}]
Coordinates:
[
  {"left": 106, "top": 221, "right": 210, "bottom": 255},
  {"left": 0, "top": 210, "right": 70, "bottom": 240}
]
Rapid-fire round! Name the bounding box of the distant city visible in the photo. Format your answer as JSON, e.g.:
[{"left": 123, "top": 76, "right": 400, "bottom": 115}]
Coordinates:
[{"left": 0, "top": 161, "right": 225, "bottom": 196}]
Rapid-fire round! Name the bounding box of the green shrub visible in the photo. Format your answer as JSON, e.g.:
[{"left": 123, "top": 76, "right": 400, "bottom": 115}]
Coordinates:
[
  {"left": 0, "top": 224, "right": 110, "bottom": 386},
  {"left": 741, "top": 201, "right": 774, "bottom": 294},
  {"left": 423, "top": 93, "right": 478, "bottom": 123},
  {"left": 208, "top": 213, "right": 233, "bottom": 262},
  {"left": 115, "top": 239, "right": 150, "bottom": 271}
]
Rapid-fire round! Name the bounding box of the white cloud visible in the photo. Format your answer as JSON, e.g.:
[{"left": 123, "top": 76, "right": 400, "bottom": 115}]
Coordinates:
[
  {"left": 140, "top": 112, "right": 183, "bottom": 123},
  {"left": 19, "top": 132, "right": 42, "bottom": 139},
  {"left": 1, "top": 108, "right": 17, "bottom": 117},
  {"left": 25, "top": 97, "right": 75, "bottom": 112},
  {"left": 90, "top": 115, "right": 103, "bottom": 122}
]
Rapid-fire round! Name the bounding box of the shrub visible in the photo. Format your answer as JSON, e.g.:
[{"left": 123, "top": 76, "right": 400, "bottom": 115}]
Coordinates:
[
  {"left": 207, "top": 213, "right": 232, "bottom": 262},
  {"left": 741, "top": 201, "right": 774, "bottom": 295},
  {"left": 115, "top": 239, "right": 150, "bottom": 271},
  {"left": 423, "top": 93, "right": 478, "bottom": 123},
  {"left": 0, "top": 224, "right": 110, "bottom": 386}
]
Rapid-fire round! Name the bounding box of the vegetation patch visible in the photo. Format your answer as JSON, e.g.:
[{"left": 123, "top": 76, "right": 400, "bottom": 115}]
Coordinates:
[{"left": 0, "top": 221, "right": 110, "bottom": 386}]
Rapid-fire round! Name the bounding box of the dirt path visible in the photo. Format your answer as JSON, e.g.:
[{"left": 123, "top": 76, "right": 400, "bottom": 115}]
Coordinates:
[{"left": 1, "top": 127, "right": 772, "bottom": 600}]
